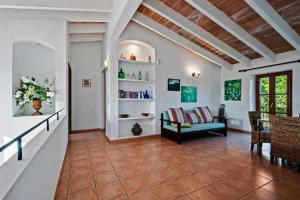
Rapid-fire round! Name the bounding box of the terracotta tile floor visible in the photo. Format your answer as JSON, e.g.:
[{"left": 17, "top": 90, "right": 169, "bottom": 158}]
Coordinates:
[{"left": 54, "top": 131, "right": 300, "bottom": 200}]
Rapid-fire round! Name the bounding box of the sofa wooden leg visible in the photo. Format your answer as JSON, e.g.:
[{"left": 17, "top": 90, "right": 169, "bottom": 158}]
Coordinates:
[
  {"left": 177, "top": 134, "right": 182, "bottom": 145},
  {"left": 270, "top": 156, "right": 275, "bottom": 163},
  {"left": 224, "top": 129, "right": 227, "bottom": 136},
  {"left": 251, "top": 144, "right": 254, "bottom": 152},
  {"left": 297, "top": 163, "right": 300, "bottom": 172}
]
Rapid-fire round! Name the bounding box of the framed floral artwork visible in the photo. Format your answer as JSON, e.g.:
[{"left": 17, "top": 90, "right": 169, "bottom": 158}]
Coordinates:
[{"left": 224, "top": 79, "right": 241, "bottom": 101}]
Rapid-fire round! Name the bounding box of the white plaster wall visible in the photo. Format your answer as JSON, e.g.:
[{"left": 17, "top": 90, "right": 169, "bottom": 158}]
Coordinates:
[
  {"left": 0, "top": 17, "right": 67, "bottom": 123},
  {"left": 120, "top": 22, "right": 222, "bottom": 134},
  {"left": 0, "top": 16, "right": 68, "bottom": 198},
  {"left": 102, "top": 34, "right": 119, "bottom": 139},
  {"left": 221, "top": 62, "right": 300, "bottom": 131},
  {"left": 12, "top": 41, "right": 56, "bottom": 116},
  {"left": 119, "top": 41, "right": 155, "bottom": 62},
  {"left": 70, "top": 42, "right": 104, "bottom": 130}
]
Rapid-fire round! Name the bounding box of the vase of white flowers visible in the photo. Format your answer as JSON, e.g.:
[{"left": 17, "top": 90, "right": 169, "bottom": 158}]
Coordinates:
[{"left": 14, "top": 76, "right": 55, "bottom": 115}]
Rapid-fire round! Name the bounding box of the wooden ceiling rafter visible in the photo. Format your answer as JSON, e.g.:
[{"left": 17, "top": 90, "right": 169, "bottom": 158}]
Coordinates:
[
  {"left": 158, "top": 0, "right": 265, "bottom": 60},
  {"left": 185, "top": 0, "right": 276, "bottom": 61},
  {"left": 132, "top": 12, "right": 233, "bottom": 70},
  {"left": 137, "top": 4, "right": 239, "bottom": 64},
  {"left": 135, "top": 0, "right": 300, "bottom": 68},
  {"left": 142, "top": 0, "right": 252, "bottom": 67},
  {"left": 246, "top": 0, "right": 300, "bottom": 53}
]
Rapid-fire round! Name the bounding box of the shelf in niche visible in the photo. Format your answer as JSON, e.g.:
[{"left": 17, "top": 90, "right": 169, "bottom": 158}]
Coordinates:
[
  {"left": 118, "top": 115, "right": 155, "bottom": 121},
  {"left": 118, "top": 79, "right": 154, "bottom": 83},
  {"left": 118, "top": 98, "right": 154, "bottom": 101},
  {"left": 118, "top": 59, "right": 155, "bottom": 65},
  {"left": 117, "top": 133, "right": 159, "bottom": 140}
]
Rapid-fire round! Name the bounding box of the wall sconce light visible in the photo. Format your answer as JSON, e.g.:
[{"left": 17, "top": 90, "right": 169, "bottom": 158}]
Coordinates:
[
  {"left": 103, "top": 60, "right": 108, "bottom": 72},
  {"left": 192, "top": 72, "right": 200, "bottom": 78}
]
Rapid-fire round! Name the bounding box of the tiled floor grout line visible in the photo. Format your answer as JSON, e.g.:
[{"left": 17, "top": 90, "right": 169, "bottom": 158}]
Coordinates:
[
  {"left": 261, "top": 187, "right": 289, "bottom": 200},
  {"left": 105, "top": 147, "right": 131, "bottom": 199},
  {"left": 63, "top": 143, "right": 72, "bottom": 200},
  {"left": 236, "top": 180, "right": 272, "bottom": 200},
  {"left": 86, "top": 141, "right": 101, "bottom": 200}
]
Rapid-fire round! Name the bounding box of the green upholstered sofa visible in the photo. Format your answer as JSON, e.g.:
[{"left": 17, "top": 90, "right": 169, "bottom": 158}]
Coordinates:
[{"left": 160, "top": 109, "right": 227, "bottom": 144}]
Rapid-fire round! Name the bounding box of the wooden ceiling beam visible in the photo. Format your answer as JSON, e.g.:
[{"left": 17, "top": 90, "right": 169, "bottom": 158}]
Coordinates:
[
  {"left": 245, "top": 0, "right": 300, "bottom": 53},
  {"left": 132, "top": 12, "right": 233, "bottom": 70},
  {"left": 142, "top": 0, "right": 251, "bottom": 67},
  {"left": 185, "top": 0, "right": 276, "bottom": 62}
]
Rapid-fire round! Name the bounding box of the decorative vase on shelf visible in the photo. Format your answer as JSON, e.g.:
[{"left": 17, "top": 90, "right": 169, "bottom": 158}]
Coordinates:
[
  {"left": 126, "top": 73, "right": 131, "bottom": 79},
  {"left": 147, "top": 56, "right": 152, "bottom": 63},
  {"left": 131, "top": 73, "right": 136, "bottom": 80},
  {"left": 118, "top": 68, "right": 125, "bottom": 79},
  {"left": 139, "top": 91, "right": 143, "bottom": 99},
  {"left": 145, "top": 71, "right": 149, "bottom": 81},
  {"left": 130, "top": 53, "right": 136, "bottom": 61},
  {"left": 120, "top": 53, "right": 126, "bottom": 60},
  {"left": 138, "top": 71, "right": 142, "bottom": 80},
  {"left": 131, "top": 123, "right": 142, "bottom": 136},
  {"left": 32, "top": 98, "right": 43, "bottom": 116},
  {"left": 148, "top": 90, "right": 153, "bottom": 99},
  {"left": 143, "top": 90, "right": 150, "bottom": 99}
]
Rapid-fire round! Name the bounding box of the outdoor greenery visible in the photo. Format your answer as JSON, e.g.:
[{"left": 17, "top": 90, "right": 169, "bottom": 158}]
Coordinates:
[
  {"left": 224, "top": 79, "right": 241, "bottom": 101},
  {"left": 14, "top": 76, "right": 55, "bottom": 108},
  {"left": 259, "top": 75, "right": 287, "bottom": 115}
]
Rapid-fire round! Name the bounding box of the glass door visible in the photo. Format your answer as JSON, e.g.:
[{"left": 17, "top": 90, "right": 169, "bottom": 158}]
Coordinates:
[{"left": 256, "top": 71, "right": 292, "bottom": 120}]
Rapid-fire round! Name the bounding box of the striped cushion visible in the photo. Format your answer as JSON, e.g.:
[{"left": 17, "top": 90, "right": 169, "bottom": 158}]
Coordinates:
[
  {"left": 195, "top": 106, "right": 213, "bottom": 123},
  {"left": 185, "top": 112, "right": 202, "bottom": 124},
  {"left": 168, "top": 107, "right": 187, "bottom": 123}
]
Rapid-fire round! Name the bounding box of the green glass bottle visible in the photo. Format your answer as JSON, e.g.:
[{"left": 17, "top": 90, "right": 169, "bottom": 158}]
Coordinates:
[{"left": 118, "top": 68, "right": 125, "bottom": 79}]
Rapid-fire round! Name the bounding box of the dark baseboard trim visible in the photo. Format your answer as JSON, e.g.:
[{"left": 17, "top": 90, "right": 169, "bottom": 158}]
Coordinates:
[
  {"left": 70, "top": 128, "right": 104, "bottom": 134},
  {"left": 228, "top": 128, "right": 251, "bottom": 134}
]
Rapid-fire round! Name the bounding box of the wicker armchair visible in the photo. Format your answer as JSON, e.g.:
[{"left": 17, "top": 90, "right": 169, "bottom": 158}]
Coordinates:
[
  {"left": 248, "top": 111, "right": 271, "bottom": 151},
  {"left": 269, "top": 115, "right": 300, "bottom": 166}
]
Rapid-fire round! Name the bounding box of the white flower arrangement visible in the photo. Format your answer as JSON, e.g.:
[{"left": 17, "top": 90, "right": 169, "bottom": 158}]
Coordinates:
[{"left": 14, "top": 76, "right": 56, "bottom": 108}]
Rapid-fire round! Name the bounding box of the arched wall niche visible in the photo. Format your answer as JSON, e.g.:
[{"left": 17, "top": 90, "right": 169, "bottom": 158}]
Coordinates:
[
  {"left": 118, "top": 40, "right": 155, "bottom": 62},
  {"left": 12, "top": 41, "right": 56, "bottom": 116}
]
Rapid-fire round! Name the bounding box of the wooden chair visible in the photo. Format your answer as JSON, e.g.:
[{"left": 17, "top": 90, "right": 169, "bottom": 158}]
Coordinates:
[
  {"left": 248, "top": 111, "right": 271, "bottom": 151},
  {"left": 269, "top": 115, "right": 300, "bottom": 169}
]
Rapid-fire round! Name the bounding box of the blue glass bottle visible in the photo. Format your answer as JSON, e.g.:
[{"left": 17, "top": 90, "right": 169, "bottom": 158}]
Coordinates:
[{"left": 143, "top": 90, "right": 150, "bottom": 99}]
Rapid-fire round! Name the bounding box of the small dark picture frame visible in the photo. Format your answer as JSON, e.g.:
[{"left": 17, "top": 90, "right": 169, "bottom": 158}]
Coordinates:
[
  {"left": 168, "top": 78, "right": 180, "bottom": 91},
  {"left": 82, "top": 79, "right": 92, "bottom": 87}
]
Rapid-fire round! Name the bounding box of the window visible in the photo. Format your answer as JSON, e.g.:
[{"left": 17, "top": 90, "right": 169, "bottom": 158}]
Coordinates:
[{"left": 256, "top": 71, "right": 292, "bottom": 120}]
